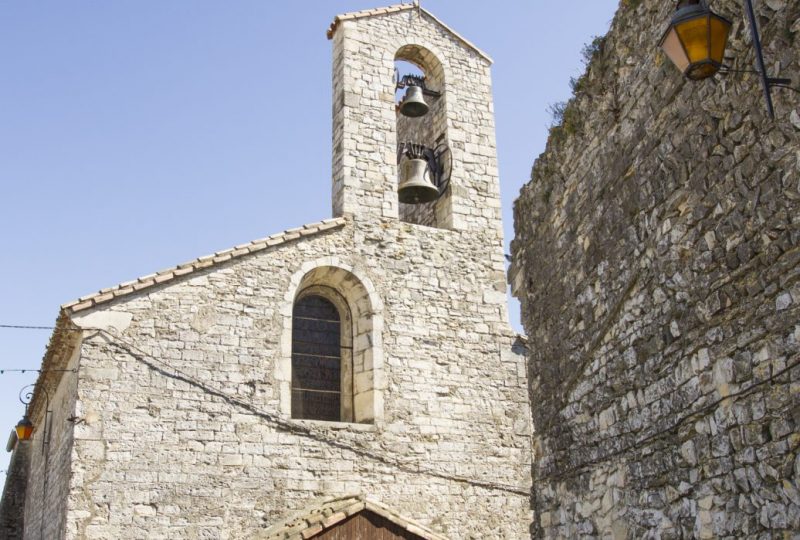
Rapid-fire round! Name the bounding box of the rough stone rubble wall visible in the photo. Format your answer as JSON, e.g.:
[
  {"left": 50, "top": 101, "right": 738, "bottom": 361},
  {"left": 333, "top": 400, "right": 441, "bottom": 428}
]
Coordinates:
[
  {"left": 511, "top": 0, "right": 799, "bottom": 538},
  {"left": 63, "top": 221, "right": 531, "bottom": 539},
  {"left": 1, "top": 441, "right": 31, "bottom": 540},
  {"left": 22, "top": 341, "right": 80, "bottom": 540}
]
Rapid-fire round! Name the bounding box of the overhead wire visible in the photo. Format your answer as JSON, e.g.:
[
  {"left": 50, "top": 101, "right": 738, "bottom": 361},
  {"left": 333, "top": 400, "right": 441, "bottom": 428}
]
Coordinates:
[
  {"left": 0, "top": 324, "right": 56, "bottom": 330},
  {"left": 1, "top": 321, "right": 532, "bottom": 497},
  {"left": 0, "top": 324, "right": 70, "bottom": 373},
  {"left": 0, "top": 369, "right": 76, "bottom": 375},
  {"left": 84, "top": 327, "right": 530, "bottom": 496}
]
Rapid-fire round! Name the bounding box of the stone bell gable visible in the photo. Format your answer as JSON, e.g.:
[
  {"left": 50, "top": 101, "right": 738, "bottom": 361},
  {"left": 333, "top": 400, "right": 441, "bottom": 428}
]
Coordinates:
[
  {"left": 328, "top": 3, "right": 502, "bottom": 237},
  {"left": 4, "top": 5, "right": 532, "bottom": 539}
]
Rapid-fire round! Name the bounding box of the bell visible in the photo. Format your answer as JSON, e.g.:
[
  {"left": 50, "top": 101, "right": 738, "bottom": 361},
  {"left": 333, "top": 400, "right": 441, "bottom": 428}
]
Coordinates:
[
  {"left": 399, "top": 85, "right": 429, "bottom": 118},
  {"left": 398, "top": 158, "right": 439, "bottom": 204}
]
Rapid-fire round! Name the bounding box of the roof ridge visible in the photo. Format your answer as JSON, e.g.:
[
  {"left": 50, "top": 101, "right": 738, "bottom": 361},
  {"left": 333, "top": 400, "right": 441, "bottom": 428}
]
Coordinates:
[
  {"left": 326, "top": 4, "right": 492, "bottom": 63},
  {"left": 258, "top": 494, "right": 449, "bottom": 540},
  {"left": 62, "top": 217, "right": 347, "bottom": 314}
]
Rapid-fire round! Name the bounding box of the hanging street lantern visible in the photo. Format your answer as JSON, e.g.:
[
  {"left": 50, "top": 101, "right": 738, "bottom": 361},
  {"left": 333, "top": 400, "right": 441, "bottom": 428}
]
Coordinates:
[
  {"left": 659, "top": 0, "right": 732, "bottom": 81},
  {"left": 15, "top": 415, "right": 33, "bottom": 442},
  {"left": 13, "top": 383, "right": 48, "bottom": 445},
  {"left": 658, "top": 0, "right": 794, "bottom": 119}
]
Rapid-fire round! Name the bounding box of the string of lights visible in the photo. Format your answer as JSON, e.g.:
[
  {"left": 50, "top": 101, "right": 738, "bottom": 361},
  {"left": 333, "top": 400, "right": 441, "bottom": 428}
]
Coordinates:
[
  {"left": 0, "top": 323, "right": 74, "bottom": 374},
  {"left": 0, "top": 369, "right": 77, "bottom": 375}
]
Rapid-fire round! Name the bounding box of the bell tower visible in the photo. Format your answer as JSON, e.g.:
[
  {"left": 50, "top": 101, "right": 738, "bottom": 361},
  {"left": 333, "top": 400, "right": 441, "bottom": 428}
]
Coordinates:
[
  {"left": 328, "top": 4, "right": 502, "bottom": 237},
  {"left": 2, "top": 5, "right": 532, "bottom": 539}
]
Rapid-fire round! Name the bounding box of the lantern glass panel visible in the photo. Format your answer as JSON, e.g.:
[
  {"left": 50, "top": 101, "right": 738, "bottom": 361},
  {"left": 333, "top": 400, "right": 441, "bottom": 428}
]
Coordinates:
[
  {"left": 709, "top": 15, "right": 731, "bottom": 63},
  {"left": 15, "top": 422, "right": 33, "bottom": 441},
  {"left": 675, "top": 16, "right": 712, "bottom": 64},
  {"left": 661, "top": 28, "right": 690, "bottom": 73}
]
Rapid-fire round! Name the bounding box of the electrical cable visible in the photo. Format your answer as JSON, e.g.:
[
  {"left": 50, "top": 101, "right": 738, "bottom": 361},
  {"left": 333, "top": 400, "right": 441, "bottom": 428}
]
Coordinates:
[
  {"left": 64, "top": 325, "right": 531, "bottom": 497},
  {"left": 772, "top": 84, "right": 800, "bottom": 95},
  {"left": 0, "top": 324, "right": 56, "bottom": 330}
]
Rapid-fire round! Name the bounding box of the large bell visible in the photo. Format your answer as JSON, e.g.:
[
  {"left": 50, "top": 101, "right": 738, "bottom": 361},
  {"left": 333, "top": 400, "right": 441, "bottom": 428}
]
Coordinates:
[
  {"left": 398, "top": 158, "right": 439, "bottom": 204},
  {"left": 399, "top": 85, "right": 429, "bottom": 118}
]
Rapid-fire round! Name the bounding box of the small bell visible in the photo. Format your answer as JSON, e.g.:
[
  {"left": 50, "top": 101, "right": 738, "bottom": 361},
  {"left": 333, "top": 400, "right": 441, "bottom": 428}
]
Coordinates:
[
  {"left": 399, "top": 85, "right": 429, "bottom": 118},
  {"left": 398, "top": 158, "right": 439, "bottom": 204}
]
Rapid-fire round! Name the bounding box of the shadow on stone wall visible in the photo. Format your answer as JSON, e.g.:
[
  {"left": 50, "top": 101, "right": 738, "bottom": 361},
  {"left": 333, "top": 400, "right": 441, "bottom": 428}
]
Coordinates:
[
  {"left": 1, "top": 440, "right": 31, "bottom": 540},
  {"left": 511, "top": 0, "right": 799, "bottom": 537}
]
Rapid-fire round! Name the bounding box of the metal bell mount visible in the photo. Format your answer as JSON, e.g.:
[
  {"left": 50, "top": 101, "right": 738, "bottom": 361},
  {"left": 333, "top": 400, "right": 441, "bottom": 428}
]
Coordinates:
[{"left": 397, "top": 142, "right": 450, "bottom": 205}]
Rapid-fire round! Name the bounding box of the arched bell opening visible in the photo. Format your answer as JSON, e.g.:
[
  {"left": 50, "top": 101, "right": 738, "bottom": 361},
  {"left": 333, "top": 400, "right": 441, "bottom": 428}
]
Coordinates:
[{"left": 394, "top": 45, "right": 451, "bottom": 229}]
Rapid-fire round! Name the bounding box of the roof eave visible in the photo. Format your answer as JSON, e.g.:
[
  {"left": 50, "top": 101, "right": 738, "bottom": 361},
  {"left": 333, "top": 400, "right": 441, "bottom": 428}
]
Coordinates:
[
  {"left": 62, "top": 217, "right": 348, "bottom": 315},
  {"left": 326, "top": 4, "right": 493, "bottom": 64}
]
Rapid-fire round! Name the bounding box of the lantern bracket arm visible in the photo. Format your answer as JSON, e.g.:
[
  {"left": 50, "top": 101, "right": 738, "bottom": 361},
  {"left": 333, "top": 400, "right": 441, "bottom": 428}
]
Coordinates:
[
  {"left": 16, "top": 383, "right": 53, "bottom": 451},
  {"left": 718, "top": 66, "right": 792, "bottom": 87}
]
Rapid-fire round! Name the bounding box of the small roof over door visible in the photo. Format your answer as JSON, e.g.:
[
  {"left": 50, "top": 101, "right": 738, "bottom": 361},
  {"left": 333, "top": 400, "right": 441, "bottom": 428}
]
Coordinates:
[{"left": 258, "top": 494, "right": 449, "bottom": 540}]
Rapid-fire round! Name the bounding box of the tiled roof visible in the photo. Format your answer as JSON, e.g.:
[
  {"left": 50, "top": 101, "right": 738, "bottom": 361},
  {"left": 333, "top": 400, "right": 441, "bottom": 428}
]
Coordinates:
[
  {"left": 258, "top": 494, "right": 449, "bottom": 540},
  {"left": 62, "top": 217, "right": 347, "bottom": 314},
  {"left": 326, "top": 3, "right": 492, "bottom": 63}
]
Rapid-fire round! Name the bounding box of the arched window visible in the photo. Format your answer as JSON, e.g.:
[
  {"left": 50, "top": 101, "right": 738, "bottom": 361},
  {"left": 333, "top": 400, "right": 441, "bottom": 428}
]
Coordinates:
[
  {"left": 280, "top": 264, "right": 383, "bottom": 425},
  {"left": 291, "top": 288, "right": 353, "bottom": 422}
]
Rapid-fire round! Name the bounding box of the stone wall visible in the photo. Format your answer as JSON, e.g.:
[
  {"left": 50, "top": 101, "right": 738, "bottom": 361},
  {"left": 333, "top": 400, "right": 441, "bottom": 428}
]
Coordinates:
[
  {"left": 61, "top": 218, "right": 531, "bottom": 539},
  {"left": 510, "top": 0, "right": 799, "bottom": 538},
  {"left": 23, "top": 337, "right": 81, "bottom": 540},
  {"left": 1, "top": 440, "right": 31, "bottom": 540}
]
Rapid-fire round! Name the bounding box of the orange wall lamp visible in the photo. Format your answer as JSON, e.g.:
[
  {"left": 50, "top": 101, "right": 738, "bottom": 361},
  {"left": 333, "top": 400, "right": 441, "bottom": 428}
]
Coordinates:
[
  {"left": 659, "top": 0, "right": 794, "bottom": 119},
  {"left": 13, "top": 384, "right": 50, "bottom": 451}
]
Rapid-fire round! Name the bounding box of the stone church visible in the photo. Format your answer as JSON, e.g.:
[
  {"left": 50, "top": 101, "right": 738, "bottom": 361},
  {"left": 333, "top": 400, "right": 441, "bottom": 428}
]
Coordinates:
[{"left": 1, "top": 4, "right": 532, "bottom": 539}]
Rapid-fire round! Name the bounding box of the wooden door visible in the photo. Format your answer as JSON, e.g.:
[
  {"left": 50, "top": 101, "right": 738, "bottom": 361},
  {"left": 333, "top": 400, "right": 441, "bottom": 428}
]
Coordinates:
[{"left": 312, "top": 510, "right": 426, "bottom": 540}]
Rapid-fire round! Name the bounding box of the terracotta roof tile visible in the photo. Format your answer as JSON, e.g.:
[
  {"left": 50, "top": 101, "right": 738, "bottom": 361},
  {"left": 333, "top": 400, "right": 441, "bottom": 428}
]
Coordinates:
[
  {"left": 63, "top": 217, "right": 347, "bottom": 313},
  {"left": 326, "top": 3, "right": 492, "bottom": 63},
  {"left": 257, "top": 494, "right": 448, "bottom": 540}
]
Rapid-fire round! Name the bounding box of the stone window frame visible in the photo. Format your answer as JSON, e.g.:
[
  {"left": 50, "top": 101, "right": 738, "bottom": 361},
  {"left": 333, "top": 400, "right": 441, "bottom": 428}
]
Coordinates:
[{"left": 279, "top": 258, "right": 385, "bottom": 425}]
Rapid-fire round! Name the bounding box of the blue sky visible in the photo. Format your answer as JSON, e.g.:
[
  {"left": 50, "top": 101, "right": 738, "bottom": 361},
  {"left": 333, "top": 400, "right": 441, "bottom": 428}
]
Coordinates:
[{"left": 0, "top": 1, "right": 619, "bottom": 476}]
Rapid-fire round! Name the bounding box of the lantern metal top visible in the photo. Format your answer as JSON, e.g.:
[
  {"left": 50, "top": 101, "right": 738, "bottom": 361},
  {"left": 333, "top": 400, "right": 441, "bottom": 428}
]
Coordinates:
[{"left": 669, "top": 0, "right": 714, "bottom": 25}]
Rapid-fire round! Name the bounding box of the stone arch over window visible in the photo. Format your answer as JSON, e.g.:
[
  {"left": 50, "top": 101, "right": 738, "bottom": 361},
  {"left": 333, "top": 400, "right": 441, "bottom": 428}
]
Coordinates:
[
  {"left": 280, "top": 260, "right": 384, "bottom": 424},
  {"left": 394, "top": 43, "right": 453, "bottom": 229}
]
